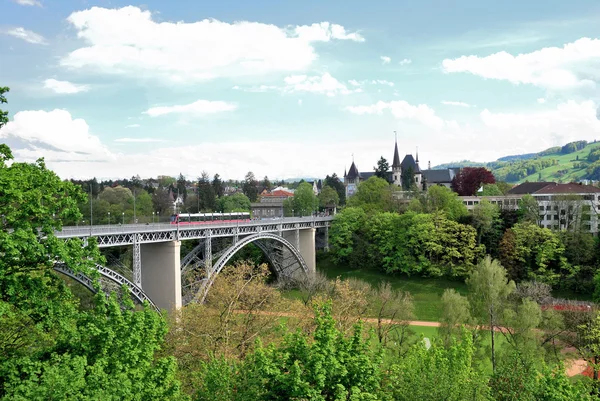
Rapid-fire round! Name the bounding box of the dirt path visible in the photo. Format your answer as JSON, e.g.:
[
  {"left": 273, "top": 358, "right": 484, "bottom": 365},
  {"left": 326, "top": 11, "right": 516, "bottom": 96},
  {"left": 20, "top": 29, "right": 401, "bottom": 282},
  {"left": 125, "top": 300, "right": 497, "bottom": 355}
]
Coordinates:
[{"left": 235, "top": 309, "right": 587, "bottom": 376}]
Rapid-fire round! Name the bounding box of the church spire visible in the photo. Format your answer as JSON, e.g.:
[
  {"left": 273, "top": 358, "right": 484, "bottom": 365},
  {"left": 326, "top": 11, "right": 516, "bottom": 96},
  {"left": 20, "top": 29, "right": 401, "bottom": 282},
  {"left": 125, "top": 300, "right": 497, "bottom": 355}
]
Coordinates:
[
  {"left": 392, "top": 131, "right": 401, "bottom": 168},
  {"left": 416, "top": 146, "right": 419, "bottom": 163}
]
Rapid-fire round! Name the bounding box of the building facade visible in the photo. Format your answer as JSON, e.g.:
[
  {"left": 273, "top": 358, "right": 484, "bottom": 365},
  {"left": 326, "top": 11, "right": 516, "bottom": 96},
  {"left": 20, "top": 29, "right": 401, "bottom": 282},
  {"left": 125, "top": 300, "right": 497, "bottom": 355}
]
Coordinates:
[
  {"left": 250, "top": 189, "right": 294, "bottom": 219},
  {"left": 344, "top": 138, "right": 457, "bottom": 197}
]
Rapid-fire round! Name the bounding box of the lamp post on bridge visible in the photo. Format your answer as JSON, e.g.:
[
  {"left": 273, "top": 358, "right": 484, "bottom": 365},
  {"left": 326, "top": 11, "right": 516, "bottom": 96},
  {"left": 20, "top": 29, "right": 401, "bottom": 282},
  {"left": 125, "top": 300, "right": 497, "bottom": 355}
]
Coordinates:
[
  {"left": 89, "top": 184, "right": 93, "bottom": 235},
  {"left": 152, "top": 211, "right": 155, "bottom": 224},
  {"left": 108, "top": 211, "right": 110, "bottom": 226},
  {"left": 122, "top": 212, "right": 125, "bottom": 225}
]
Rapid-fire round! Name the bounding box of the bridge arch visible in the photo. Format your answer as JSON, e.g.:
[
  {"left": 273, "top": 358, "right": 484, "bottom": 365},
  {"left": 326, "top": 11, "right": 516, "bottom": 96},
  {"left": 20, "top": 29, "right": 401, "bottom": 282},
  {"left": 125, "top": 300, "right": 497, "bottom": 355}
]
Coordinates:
[
  {"left": 53, "top": 263, "right": 159, "bottom": 312},
  {"left": 198, "top": 232, "right": 309, "bottom": 303}
]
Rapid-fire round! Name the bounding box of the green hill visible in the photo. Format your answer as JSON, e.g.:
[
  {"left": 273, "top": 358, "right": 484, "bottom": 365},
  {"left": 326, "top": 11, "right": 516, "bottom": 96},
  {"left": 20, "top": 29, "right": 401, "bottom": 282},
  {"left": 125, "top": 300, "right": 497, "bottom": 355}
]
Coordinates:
[{"left": 433, "top": 140, "right": 600, "bottom": 184}]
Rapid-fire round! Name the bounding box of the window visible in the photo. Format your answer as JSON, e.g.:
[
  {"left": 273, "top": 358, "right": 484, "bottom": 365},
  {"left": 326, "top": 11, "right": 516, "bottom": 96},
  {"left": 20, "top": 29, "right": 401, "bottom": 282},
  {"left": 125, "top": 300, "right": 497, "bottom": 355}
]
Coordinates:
[
  {"left": 539, "top": 206, "right": 545, "bottom": 211},
  {"left": 546, "top": 215, "right": 552, "bottom": 220}
]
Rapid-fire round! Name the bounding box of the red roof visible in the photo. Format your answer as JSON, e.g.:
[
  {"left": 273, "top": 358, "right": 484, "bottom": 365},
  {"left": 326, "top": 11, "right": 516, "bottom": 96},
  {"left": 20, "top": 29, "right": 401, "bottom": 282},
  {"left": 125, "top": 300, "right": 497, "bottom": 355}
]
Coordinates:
[{"left": 262, "top": 190, "right": 294, "bottom": 197}]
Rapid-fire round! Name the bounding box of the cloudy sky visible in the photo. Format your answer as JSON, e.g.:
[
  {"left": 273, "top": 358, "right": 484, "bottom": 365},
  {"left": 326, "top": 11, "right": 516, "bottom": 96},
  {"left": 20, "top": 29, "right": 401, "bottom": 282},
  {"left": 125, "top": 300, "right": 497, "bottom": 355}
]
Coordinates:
[{"left": 2, "top": 0, "right": 600, "bottom": 180}]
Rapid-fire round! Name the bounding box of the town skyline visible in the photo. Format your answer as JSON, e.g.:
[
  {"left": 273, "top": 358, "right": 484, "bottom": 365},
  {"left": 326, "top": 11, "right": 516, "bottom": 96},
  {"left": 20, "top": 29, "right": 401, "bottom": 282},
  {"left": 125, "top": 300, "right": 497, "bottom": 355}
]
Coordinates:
[{"left": 2, "top": 0, "right": 600, "bottom": 180}]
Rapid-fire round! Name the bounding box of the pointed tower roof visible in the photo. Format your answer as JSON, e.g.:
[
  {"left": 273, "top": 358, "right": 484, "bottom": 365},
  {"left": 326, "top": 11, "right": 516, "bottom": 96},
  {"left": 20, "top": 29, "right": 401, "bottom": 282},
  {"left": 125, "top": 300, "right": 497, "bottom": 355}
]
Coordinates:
[
  {"left": 346, "top": 161, "right": 360, "bottom": 179},
  {"left": 392, "top": 133, "right": 401, "bottom": 168},
  {"left": 401, "top": 154, "right": 421, "bottom": 173}
]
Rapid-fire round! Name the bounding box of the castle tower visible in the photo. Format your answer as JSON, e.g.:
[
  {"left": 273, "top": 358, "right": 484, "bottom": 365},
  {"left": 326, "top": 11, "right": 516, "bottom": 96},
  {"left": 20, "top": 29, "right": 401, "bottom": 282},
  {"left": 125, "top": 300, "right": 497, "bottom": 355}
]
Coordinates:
[{"left": 391, "top": 131, "right": 402, "bottom": 186}]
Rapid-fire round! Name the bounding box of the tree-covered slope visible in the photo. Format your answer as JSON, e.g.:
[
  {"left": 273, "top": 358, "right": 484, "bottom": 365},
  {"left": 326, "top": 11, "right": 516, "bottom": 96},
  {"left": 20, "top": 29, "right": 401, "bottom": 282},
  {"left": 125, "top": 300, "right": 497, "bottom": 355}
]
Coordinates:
[{"left": 433, "top": 140, "right": 600, "bottom": 183}]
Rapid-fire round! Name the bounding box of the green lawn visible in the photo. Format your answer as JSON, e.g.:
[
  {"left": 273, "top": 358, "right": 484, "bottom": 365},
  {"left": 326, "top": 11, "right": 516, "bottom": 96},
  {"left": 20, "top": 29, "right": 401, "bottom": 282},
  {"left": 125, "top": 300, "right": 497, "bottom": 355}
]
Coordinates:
[
  {"left": 316, "top": 258, "right": 467, "bottom": 322},
  {"left": 311, "top": 256, "right": 593, "bottom": 321}
]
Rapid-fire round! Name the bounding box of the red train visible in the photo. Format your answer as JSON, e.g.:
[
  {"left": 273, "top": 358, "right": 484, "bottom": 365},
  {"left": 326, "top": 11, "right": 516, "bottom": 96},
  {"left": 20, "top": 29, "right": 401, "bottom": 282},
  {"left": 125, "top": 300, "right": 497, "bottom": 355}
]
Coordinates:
[{"left": 170, "top": 212, "right": 251, "bottom": 225}]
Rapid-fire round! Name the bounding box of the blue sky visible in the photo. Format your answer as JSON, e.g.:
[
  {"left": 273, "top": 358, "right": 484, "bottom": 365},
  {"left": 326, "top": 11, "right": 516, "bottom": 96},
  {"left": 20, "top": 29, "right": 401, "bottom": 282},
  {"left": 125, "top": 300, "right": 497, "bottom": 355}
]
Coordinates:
[{"left": 2, "top": 0, "right": 600, "bottom": 180}]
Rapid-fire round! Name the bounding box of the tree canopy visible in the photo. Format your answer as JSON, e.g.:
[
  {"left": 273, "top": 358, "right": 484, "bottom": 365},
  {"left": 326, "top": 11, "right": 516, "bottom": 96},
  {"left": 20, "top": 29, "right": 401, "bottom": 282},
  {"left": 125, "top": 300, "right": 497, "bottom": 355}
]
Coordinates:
[{"left": 451, "top": 167, "right": 496, "bottom": 196}]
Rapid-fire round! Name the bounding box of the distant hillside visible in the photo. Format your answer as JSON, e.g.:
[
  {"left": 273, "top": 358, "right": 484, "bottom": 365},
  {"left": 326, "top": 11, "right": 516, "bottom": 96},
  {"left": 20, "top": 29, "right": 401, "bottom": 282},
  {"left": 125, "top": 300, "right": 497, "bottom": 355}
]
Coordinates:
[
  {"left": 496, "top": 153, "right": 537, "bottom": 162},
  {"left": 432, "top": 160, "right": 486, "bottom": 169},
  {"left": 432, "top": 140, "right": 600, "bottom": 184}
]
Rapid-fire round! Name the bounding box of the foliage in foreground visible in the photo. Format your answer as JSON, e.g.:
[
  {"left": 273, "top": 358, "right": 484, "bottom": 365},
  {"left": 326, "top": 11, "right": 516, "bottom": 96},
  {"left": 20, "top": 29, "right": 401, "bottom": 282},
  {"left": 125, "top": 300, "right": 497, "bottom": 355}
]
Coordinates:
[
  {"left": 0, "top": 140, "right": 186, "bottom": 400},
  {"left": 191, "top": 302, "right": 592, "bottom": 401}
]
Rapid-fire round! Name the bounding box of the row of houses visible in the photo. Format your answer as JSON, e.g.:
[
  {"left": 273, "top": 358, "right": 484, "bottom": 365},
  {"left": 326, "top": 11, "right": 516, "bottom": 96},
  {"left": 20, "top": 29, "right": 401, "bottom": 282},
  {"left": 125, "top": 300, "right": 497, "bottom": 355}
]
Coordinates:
[
  {"left": 461, "top": 182, "right": 600, "bottom": 234},
  {"left": 250, "top": 181, "right": 324, "bottom": 218}
]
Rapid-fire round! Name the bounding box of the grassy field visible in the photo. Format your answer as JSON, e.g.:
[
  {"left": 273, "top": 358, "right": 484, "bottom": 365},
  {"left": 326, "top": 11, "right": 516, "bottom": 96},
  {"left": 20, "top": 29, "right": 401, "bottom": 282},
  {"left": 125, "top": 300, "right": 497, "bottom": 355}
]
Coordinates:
[
  {"left": 518, "top": 144, "right": 597, "bottom": 183},
  {"left": 311, "top": 255, "right": 593, "bottom": 322},
  {"left": 312, "top": 256, "right": 467, "bottom": 322}
]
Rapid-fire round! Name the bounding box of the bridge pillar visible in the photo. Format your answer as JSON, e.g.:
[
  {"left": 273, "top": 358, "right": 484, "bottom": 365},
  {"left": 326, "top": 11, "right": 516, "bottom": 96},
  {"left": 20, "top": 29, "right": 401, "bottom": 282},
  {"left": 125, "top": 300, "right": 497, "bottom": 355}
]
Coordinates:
[
  {"left": 298, "top": 228, "right": 316, "bottom": 275},
  {"left": 141, "top": 241, "right": 182, "bottom": 311}
]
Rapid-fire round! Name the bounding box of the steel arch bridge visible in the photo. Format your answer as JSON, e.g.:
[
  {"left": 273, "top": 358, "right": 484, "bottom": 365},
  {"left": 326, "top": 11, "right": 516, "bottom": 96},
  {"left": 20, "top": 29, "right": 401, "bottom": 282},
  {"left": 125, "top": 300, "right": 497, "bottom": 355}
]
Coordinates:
[
  {"left": 53, "top": 263, "right": 160, "bottom": 312},
  {"left": 181, "top": 232, "right": 310, "bottom": 305}
]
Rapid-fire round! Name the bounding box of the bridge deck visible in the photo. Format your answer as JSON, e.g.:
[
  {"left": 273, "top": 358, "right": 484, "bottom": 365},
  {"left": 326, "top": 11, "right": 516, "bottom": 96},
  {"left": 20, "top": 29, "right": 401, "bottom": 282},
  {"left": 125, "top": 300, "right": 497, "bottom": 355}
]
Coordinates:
[{"left": 55, "top": 216, "right": 333, "bottom": 247}]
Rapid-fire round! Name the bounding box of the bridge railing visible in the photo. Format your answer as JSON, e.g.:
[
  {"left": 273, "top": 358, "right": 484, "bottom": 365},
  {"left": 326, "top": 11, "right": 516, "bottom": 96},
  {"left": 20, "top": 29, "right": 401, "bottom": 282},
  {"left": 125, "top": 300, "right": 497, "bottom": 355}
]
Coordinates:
[{"left": 55, "top": 216, "right": 333, "bottom": 238}]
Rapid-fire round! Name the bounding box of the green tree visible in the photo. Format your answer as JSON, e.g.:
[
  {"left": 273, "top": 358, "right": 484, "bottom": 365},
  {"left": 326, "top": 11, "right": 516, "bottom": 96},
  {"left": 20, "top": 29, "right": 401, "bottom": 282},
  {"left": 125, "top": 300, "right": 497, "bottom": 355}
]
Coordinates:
[
  {"left": 439, "top": 289, "right": 473, "bottom": 347},
  {"left": 419, "top": 185, "right": 468, "bottom": 221},
  {"left": 212, "top": 173, "right": 224, "bottom": 198},
  {"left": 401, "top": 166, "right": 415, "bottom": 191},
  {"left": 242, "top": 171, "right": 259, "bottom": 202},
  {"left": 471, "top": 199, "right": 500, "bottom": 244},
  {"left": 218, "top": 193, "right": 251, "bottom": 213},
  {"left": 490, "top": 356, "right": 593, "bottom": 401},
  {"left": 198, "top": 171, "right": 216, "bottom": 211},
  {"left": 0, "top": 86, "right": 9, "bottom": 130},
  {"left": 0, "top": 141, "right": 185, "bottom": 399},
  {"left": 500, "top": 223, "right": 567, "bottom": 284},
  {"left": 236, "top": 303, "right": 383, "bottom": 400},
  {"left": 374, "top": 156, "right": 389, "bottom": 180},
  {"left": 480, "top": 183, "right": 503, "bottom": 196},
  {"left": 329, "top": 207, "right": 367, "bottom": 264},
  {"left": 347, "top": 176, "right": 393, "bottom": 213},
  {"left": 176, "top": 173, "right": 187, "bottom": 202},
  {"left": 384, "top": 332, "right": 492, "bottom": 400},
  {"left": 518, "top": 194, "right": 540, "bottom": 225},
  {"left": 318, "top": 184, "right": 340, "bottom": 209},
  {"left": 260, "top": 175, "right": 272, "bottom": 192},
  {"left": 466, "top": 256, "right": 516, "bottom": 372},
  {"left": 324, "top": 173, "right": 346, "bottom": 206},
  {"left": 289, "top": 182, "right": 318, "bottom": 216}
]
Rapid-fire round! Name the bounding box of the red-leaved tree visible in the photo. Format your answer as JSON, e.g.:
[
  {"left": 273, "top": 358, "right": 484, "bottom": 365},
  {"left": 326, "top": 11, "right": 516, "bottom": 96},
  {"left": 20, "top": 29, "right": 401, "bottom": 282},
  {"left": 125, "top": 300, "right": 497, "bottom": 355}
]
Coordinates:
[{"left": 451, "top": 167, "right": 496, "bottom": 196}]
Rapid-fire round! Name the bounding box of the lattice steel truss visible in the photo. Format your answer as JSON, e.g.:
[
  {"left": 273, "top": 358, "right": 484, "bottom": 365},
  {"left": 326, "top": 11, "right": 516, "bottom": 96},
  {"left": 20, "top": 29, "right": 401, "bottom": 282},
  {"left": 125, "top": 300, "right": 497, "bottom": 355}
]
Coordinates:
[
  {"left": 55, "top": 217, "right": 333, "bottom": 248},
  {"left": 53, "top": 263, "right": 159, "bottom": 312},
  {"left": 192, "top": 232, "right": 309, "bottom": 304}
]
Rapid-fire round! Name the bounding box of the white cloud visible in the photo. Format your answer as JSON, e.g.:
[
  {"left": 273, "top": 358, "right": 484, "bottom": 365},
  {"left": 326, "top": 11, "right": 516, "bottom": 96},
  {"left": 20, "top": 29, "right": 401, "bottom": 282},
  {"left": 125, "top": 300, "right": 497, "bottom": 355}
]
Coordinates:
[
  {"left": 0, "top": 109, "right": 113, "bottom": 161},
  {"left": 12, "top": 0, "right": 42, "bottom": 6},
  {"left": 480, "top": 100, "right": 600, "bottom": 131},
  {"left": 43, "top": 79, "right": 89, "bottom": 94},
  {"left": 125, "top": 124, "right": 140, "bottom": 128},
  {"left": 371, "top": 79, "right": 394, "bottom": 87},
  {"left": 442, "top": 37, "right": 600, "bottom": 90},
  {"left": 115, "top": 138, "right": 166, "bottom": 143},
  {"left": 298, "top": 99, "right": 303, "bottom": 106},
  {"left": 232, "top": 84, "right": 279, "bottom": 93},
  {"left": 399, "top": 58, "right": 412, "bottom": 65},
  {"left": 346, "top": 100, "right": 450, "bottom": 129},
  {"left": 380, "top": 56, "right": 391, "bottom": 64},
  {"left": 4, "top": 27, "right": 46, "bottom": 44},
  {"left": 293, "top": 22, "right": 364, "bottom": 42},
  {"left": 61, "top": 6, "right": 363, "bottom": 83},
  {"left": 5, "top": 102, "right": 600, "bottom": 181},
  {"left": 537, "top": 98, "right": 546, "bottom": 104},
  {"left": 283, "top": 73, "right": 361, "bottom": 96},
  {"left": 441, "top": 100, "right": 471, "bottom": 108},
  {"left": 143, "top": 100, "right": 237, "bottom": 117}
]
